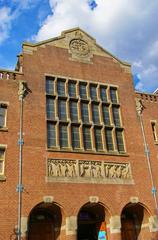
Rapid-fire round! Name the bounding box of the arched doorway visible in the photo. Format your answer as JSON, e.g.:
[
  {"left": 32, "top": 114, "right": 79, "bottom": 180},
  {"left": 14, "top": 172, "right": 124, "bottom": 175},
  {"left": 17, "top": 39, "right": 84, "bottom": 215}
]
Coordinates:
[
  {"left": 28, "top": 202, "right": 62, "bottom": 240},
  {"left": 77, "top": 202, "right": 107, "bottom": 240},
  {"left": 121, "top": 203, "right": 150, "bottom": 240}
]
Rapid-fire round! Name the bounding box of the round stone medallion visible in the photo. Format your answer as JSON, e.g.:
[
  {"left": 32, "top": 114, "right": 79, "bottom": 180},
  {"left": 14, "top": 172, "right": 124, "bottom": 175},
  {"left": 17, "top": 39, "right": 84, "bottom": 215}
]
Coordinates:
[{"left": 69, "top": 39, "right": 90, "bottom": 57}]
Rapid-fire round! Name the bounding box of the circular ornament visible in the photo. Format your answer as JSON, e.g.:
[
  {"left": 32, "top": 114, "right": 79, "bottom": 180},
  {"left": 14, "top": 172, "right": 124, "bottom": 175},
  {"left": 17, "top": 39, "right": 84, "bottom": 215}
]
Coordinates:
[{"left": 69, "top": 39, "right": 90, "bottom": 57}]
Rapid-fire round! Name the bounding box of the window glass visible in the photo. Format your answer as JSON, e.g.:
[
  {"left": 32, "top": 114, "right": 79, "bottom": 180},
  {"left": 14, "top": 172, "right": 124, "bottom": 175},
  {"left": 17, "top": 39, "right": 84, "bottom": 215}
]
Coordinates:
[
  {"left": 112, "top": 107, "right": 121, "bottom": 127},
  {"left": 102, "top": 105, "right": 110, "bottom": 125},
  {"left": 79, "top": 83, "right": 87, "bottom": 99},
  {"left": 110, "top": 88, "right": 118, "bottom": 103},
  {"left": 105, "top": 129, "right": 114, "bottom": 151},
  {"left": 71, "top": 126, "right": 80, "bottom": 149},
  {"left": 47, "top": 123, "right": 56, "bottom": 147},
  {"left": 151, "top": 122, "right": 157, "bottom": 141},
  {"left": 81, "top": 102, "right": 89, "bottom": 123},
  {"left": 59, "top": 124, "right": 68, "bottom": 148},
  {"left": 94, "top": 128, "right": 103, "bottom": 151},
  {"left": 100, "top": 86, "right": 107, "bottom": 102},
  {"left": 83, "top": 127, "right": 92, "bottom": 150},
  {"left": 46, "top": 97, "right": 55, "bottom": 120},
  {"left": 46, "top": 77, "right": 55, "bottom": 95},
  {"left": 0, "top": 106, "right": 6, "bottom": 128},
  {"left": 58, "top": 100, "right": 67, "bottom": 121},
  {"left": 92, "top": 104, "right": 100, "bottom": 124},
  {"left": 70, "top": 101, "right": 78, "bottom": 122},
  {"left": 116, "top": 130, "right": 125, "bottom": 152},
  {"left": 68, "top": 81, "right": 76, "bottom": 98},
  {"left": 57, "top": 79, "right": 65, "bottom": 96},
  {"left": 90, "top": 85, "right": 97, "bottom": 100}
]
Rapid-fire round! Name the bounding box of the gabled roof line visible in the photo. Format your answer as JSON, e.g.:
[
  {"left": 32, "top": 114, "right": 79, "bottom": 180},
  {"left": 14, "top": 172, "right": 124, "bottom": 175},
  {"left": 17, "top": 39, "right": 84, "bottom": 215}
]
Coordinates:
[{"left": 22, "top": 27, "right": 131, "bottom": 67}]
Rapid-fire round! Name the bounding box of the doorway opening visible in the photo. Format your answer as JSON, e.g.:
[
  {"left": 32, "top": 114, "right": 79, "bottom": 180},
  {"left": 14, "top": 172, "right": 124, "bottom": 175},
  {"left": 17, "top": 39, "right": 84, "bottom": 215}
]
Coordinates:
[
  {"left": 28, "top": 202, "right": 62, "bottom": 240},
  {"left": 77, "top": 202, "right": 106, "bottom": 240}
]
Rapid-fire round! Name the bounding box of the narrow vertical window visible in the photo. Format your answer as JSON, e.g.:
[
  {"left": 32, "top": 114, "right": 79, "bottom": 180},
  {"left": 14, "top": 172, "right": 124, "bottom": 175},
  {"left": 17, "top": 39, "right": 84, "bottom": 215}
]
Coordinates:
[
  {"left": 58, "top": 100, "right": 67, "bottom": 121},
  {"left": 151, "top": 122, "right": 157, "bottom": 141},
  {"left": 110, "top": 88, "right": 118, "bottom": 104},
  {"left": 83, "top": 127, "right": 92, "bottom": 150},
  {"left": 112, "top": 107, "right": 121, "bottom": 127},
  {"left": 94, "top": 128, "right": 103, "bottom": 151},
  {"left": 0, "top": 148, "right": 5, "bottom": 175},
  {"left": 46, "top": 76, "right": 55, "bottom": 95},
  {"left": 92, "top": 103, "right": 100, "bottom": 124},
  {"left": 79, "top": 83, "right": 87, "bottom": 99},
  {"left": 59, "top": 124, "right": 68, "bottom": 148},
  {"left": 105, "top": 129, "right": 114, "bottom": 151},
  {"left": 116, "top": 130, "right": 125, "bottom": 152},
  {"left": 47, "top": 123, "right": 56, "bottom": 147},
  {"left": 81, "top": 102, "right": 89, "bottom": 123},
  {"left": 46, "top": 97, "right": 55, "bottom": 120},
  {"left": 71, "top": 125, "right": 80, "bottom": 149},
  {"left": 68, "top": 81, "right": 76, "bottom": 98},
  {"left": 102, "top": 105, "right": 110, "bottom": 125},
  {"left": 90, "top": 84, "right": 97, "bottom": 100},
  {"left": 57, "top": 79, "right": 66, "bottom": 96},
  {"left": 0, "top": 105, "right": 7, "bottom": 128},
  {"left": 100, "top": 86, "right": 107, "bottom": 102},
  {"left": 70, "top": 101, "right": 78, "bottom": 122}
]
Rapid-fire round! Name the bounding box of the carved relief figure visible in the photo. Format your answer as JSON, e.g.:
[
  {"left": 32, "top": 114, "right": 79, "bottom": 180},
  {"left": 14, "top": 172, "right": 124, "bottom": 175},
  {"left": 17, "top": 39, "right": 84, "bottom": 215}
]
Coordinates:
[{"left": 80, "top": 161, "right": 91, "bottom": 177}]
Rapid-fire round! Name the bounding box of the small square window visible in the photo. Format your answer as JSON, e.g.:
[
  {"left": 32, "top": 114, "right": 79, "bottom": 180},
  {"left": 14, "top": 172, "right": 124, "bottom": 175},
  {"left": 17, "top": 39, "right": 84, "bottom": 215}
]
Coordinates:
[
  {"left": 0, "top": 105, "right": 7, "bottom": 128},
  {"left": 0, "top": 148, "right": 5, "bottom": 176}
]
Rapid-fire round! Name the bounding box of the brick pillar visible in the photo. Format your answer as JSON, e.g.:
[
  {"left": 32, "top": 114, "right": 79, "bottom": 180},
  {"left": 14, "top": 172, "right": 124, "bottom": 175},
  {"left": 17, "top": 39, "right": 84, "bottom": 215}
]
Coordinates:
[
  {"left": 66, "top": 216, "right": 77, "bottom": 240},
  {"left": 109, "top": 215, "right": 121, "bottom": 240}
]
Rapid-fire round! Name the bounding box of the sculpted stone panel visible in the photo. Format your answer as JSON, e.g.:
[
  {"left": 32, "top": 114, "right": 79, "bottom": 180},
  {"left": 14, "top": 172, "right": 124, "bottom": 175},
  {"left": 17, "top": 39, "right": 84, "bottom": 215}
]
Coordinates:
[{"left": 47, "top": 159, "right": 133, "bottom": 184}]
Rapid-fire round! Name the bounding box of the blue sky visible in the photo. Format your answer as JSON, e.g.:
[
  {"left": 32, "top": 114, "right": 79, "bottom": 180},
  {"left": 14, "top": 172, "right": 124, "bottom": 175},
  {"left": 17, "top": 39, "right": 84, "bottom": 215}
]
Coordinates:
[{"left": 0, "top": 0, "right": 158, "bottom": 93}]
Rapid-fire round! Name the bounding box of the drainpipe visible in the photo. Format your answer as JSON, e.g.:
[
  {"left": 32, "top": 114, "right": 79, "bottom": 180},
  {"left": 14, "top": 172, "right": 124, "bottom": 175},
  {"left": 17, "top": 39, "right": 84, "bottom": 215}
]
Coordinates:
[
  {"left": 136, "top": 98, "right": 158, "bottom": 214},
  {"left": 16, "top": 81, "right": 29, "bottom": 240}
]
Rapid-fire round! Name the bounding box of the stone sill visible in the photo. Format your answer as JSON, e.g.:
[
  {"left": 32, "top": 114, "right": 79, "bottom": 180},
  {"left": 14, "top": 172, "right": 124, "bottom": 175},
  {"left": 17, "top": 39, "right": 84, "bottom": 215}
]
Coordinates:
[
  {"left": 0, "top": 175, "right": 6, "bottom": 181},
  {"left": 0, "top": 127, "right": 8, "bottom": 132},
  {"left": 47, "top": 148, "right": 129, "bottom": 157}
]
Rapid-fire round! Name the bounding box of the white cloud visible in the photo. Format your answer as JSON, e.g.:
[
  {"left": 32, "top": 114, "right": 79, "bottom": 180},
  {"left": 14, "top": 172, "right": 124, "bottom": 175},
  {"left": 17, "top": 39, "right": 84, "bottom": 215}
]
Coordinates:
[
  {"left": 0, "top": 7, "right": 12, "bottom": 44},
  {"left": 149, "top": 40, "right": 158, "bottom": 57}
]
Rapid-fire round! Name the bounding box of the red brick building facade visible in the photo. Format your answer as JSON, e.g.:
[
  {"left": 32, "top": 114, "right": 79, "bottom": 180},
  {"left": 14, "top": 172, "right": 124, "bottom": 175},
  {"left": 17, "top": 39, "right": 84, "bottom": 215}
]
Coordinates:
[{"left": 0, "top": 28, "right": 158, "bottom": 240}]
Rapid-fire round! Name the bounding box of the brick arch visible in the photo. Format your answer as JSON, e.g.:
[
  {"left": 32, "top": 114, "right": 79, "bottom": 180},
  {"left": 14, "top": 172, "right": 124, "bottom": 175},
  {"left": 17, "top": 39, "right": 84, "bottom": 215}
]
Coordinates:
[
  {"left": 77, "top": 201, "right": 110, "bottom": 240},
  {"left": 121, "top": 202, "right": 151, "bottom": 240},
  {"left": 27, "top": 201, "right": 65, "bottom": 240}
]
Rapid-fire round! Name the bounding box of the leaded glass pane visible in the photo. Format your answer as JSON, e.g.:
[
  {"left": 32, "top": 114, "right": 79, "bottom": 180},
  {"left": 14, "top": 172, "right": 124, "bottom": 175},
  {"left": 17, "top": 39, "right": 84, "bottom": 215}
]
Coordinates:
[
  {"left": 92, "top": 104, "right": 100, "bottom": 124},
  {"left": 102, "top": 105, "right": 110, "bottom": 125},
  {"left": 79, "top": 83, "right": 87, "bottom": 99},
  {"left": 105, "top": 129, "right": 114, "bottom": 151},
  {"left": 116, "top": 130, "right": 125, "bottom": 152},
  {"left": 46, "top": 97, "right": 55, "bottom": 120},
  {"left": 94, "top": 128, "right": 103, "bottom": 151},
  {"left": 58, "top": 100, "right": 67, "bottom": 121},
  {"left": 83, "top": 127, "right": 92, "bottom": 150},
  {"left": 90, "top": 85, "right": 97, "bottom": 100},
  {"left": 70, "top": 101, "right": 78, "bottom": 122},
  {"left": 110, "top": 88, "right": 118, "bottom": 103},
  {"left": 0, "top": 107, "right": 6, "bottom": 127},
  {"left": 57, "top": 79, "right": 65, "bottom": 96},
  {"left": 47, "top": 123, "right": 56, "bottom": 147},
  {"left": 100, "top": 86, "right": 107, "bottom": 102},
  {"left": 68, "top": 81, "right": 76, "bottom": 98},
  {"left": 60, "top": 125, "right": 68, "bottom": 147},
  {"left": 71, "top": 126, "right": 80, "bottom": 149},
  {"left": 81, "top": 102, "right": 89, "bottom": 123},
  {"left": 46, "top": 77, "right": 54, "bottom": 95},
  {"left": 112, "top": 107, "right": 121, "bottom": 127}
]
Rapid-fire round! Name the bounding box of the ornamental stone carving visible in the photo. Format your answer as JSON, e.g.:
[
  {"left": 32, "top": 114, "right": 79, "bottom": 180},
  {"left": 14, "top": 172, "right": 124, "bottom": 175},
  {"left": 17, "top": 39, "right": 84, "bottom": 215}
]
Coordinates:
[
  {"left": 69, "top": 39, "right": 90, "bottom": 57},
  {"left": 47, "top": 159, "right": 133, "bottom": 184}
]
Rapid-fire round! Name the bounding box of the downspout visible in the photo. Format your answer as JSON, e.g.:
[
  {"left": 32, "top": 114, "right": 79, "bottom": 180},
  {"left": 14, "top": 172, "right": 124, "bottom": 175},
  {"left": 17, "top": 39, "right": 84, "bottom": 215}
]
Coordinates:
[
  {"left": 136, "top": 98, "right": 158, "bottom": 214},
  {"left": 16, "top": 82, "right": 28, "bottom": 240}
]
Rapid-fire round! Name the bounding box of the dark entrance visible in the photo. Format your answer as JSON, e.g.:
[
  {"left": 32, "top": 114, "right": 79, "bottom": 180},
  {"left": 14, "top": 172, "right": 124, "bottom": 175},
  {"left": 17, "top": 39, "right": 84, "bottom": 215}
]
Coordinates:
[
  {"left": 28, "top": 203, "right": 62, "bottom": 240},
  {"left": 121, "top": 203, "right": 144, "bottom": 240},
  {"left": 77, "top": 203, "right": 105, "bottom": 240}
]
